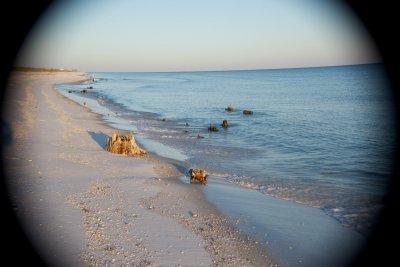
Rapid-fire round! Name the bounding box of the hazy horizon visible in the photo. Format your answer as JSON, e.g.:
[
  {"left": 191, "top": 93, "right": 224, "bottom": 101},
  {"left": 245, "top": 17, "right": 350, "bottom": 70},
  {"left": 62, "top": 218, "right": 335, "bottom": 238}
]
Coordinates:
[
  {"left": 14, "top": 62, "right": 381, "bottom": 74},
  {"left": 15, "top": 0, "right": 381, "bottom": 72}
]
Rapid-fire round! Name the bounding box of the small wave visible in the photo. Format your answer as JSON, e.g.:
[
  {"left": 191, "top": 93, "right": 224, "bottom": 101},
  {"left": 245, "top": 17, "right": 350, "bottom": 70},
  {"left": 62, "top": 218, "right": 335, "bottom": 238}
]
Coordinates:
[
  {"left": 234, "top": 180, "right": 261, "bottom": 190},
  {"left": 143, "top": 127, "right": 180, "bottom": 134},
  {"left": 209, "top": 173, "right": 262, "bottom": 190},
  {"left": 160, "top": 135, "right": 190, "bottom": 139}
]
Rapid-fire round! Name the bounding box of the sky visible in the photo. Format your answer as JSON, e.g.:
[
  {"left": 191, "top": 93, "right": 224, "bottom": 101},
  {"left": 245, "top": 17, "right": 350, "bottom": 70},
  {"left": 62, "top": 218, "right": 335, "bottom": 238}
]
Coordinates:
[{"left": 16, "top": 0, "right": 381, "bottom": 72}]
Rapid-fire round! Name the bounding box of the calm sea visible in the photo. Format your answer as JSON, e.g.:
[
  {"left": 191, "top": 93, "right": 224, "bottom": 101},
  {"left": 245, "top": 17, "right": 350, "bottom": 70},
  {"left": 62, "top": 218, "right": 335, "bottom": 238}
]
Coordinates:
[{"left": 57, "top": 64, "right": 395, "bottom": 235}]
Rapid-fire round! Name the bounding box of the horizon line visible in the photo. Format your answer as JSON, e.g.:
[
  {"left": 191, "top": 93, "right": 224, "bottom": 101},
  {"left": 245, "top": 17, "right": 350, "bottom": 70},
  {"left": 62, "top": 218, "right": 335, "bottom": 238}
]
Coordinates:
[
  {"left": 83, "top": 61, "right": 384, "bottom": 73},
  {"left": 15, "top": 61, "right": 382, "bottom": 74}
]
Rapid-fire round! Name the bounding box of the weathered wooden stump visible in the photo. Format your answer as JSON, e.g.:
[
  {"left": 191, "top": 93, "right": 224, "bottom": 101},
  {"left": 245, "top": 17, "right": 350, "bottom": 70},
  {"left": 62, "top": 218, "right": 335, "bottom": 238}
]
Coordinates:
[
  {"left": 208, "top": 124, "right": 219, "bottom": 132},
  {"left": 105, "top": 132, "right": 147, "bottom": 156},
  {"left": 225, "top": 105, "right": 234, "bottom": 112},
  {"left": 243, "top": 110, "right": 253, "bottom": 115},
  {"left": 189, "top": 168, "right": 208, "bottom": 184}
]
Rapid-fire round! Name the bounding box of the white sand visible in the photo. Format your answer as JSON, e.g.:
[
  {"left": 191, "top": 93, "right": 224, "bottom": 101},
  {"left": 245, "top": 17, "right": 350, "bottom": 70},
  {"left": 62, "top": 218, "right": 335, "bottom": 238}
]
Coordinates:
[{"left": 2, "top": 71, "right": 273, "bottom": 266}]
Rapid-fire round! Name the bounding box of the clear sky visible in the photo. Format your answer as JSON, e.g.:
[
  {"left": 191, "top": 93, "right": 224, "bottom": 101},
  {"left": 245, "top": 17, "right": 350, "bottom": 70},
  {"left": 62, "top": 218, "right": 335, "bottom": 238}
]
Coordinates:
[{"left": 16, "top": 0, "right": 381, "bottom": 72}]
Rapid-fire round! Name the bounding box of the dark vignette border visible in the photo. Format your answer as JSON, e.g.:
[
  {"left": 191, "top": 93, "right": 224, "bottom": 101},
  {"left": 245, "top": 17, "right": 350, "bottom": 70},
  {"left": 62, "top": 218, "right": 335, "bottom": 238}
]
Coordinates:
[
  {"left": 1, "top": 2, "right": 53, "bottom": 265},
  {"left": 0, "top": 1, "right": 398, "bottom": 266},
  {"left": 343, "top": 1, "right": 399, "bottom": 267}
]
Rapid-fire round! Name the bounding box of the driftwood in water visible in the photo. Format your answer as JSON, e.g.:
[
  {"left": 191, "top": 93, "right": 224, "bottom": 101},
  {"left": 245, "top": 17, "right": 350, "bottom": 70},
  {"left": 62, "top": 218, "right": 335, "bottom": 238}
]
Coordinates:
[
  {"left": 189, "top": 168, "right": 208, "bottom": 184},
  {"left": 106, "top": 132, "right": 147, "bottom": 156}
]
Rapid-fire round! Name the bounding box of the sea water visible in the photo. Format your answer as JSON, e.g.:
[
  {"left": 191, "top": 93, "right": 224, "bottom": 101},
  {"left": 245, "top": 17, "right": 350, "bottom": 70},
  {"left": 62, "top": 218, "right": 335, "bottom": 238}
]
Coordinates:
[{"left": 57, "top": 64, "right": 395, "bottom": 235}]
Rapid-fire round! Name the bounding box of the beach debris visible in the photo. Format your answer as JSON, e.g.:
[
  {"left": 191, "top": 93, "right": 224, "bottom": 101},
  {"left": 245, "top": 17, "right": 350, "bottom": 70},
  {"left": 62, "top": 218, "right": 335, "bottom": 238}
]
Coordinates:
[
  {"left": 189, "top": 211, "right": 198, "bottom": 218},
  {"left": 103, "top": 245, "right": 116, "bottom": 252},
  {"left": 243, "top": 110, "right": 253, "bottom": 115},
  {"left": 80, "top": 89, "right": 87, "bottom": 93},
  {"left": 208, "top": 124, "right": 219, "bottom": 132},
  {"left": 222, "top": 119, "right": 229, "bottom": 128},
  {"left": 188, "top": 168, "right": 208, "bottom": 184},
  {"left": 225, "top": 105, "right": 234, "bottom": 112},
  {"left": 105, "top": 132, "right": 147, "bottom": 156}
]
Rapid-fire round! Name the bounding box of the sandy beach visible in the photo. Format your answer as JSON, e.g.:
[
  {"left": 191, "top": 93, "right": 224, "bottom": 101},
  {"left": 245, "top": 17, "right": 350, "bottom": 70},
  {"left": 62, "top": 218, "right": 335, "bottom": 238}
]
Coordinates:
[{"left": 2, "top": 71, "right": 273, "bottom": 266}]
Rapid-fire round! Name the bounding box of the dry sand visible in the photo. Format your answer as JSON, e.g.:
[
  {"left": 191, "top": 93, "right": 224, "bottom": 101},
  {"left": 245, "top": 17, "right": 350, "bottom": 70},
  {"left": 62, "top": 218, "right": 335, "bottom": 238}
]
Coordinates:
[{"left": 2, "top": 71, "right": 273, "bottom": 266}]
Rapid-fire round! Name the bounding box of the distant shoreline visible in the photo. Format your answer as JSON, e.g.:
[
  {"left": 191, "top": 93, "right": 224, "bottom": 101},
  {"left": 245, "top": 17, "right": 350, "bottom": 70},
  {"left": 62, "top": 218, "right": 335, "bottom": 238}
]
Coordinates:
[{"left": 12, "top": 66, "right": 78, "bottom": 72}]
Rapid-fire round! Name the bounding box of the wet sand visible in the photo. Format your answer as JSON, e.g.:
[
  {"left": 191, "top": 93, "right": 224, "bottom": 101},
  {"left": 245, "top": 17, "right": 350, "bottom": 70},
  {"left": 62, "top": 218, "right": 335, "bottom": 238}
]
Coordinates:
[
  {"left": 2, "top": 71, "right": 274, "bottom": 266},
  {"left": 203, "top": 179, "right": 366, "bottom": 267}
]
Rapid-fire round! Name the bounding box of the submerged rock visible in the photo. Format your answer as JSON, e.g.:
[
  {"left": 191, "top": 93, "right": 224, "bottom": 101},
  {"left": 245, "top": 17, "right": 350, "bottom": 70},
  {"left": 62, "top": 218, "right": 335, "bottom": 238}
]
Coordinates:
[
  {"left": 105, "top": 132, "right": 147, "bottom": 156},
  {"left": 243, "top": 110, "right": 253, "bottom": 115},
  {"left": 208, "top": 124, "right": 219, "bottom": 132},
  {"left": 189, "top": 168, "right": 208, "bottom": 184},
  {"left": 222, "top": 119, "right": 229, "bottom": 128}
]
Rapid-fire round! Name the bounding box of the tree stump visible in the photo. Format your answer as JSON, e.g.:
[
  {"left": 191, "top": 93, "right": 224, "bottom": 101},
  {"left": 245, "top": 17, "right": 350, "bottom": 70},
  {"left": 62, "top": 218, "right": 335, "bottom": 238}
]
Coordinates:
[
  {"left": 106, "top": 132, "right": 147, "bottom": 156},
  {"left": 225, "top": 105, "right": 234, "bottom": 112},
  {"left": 189, "top": 168, "right": 208, "bottom": 184},
  {"left": 208, "top": 124, "right": 219, "bottom": 132}
]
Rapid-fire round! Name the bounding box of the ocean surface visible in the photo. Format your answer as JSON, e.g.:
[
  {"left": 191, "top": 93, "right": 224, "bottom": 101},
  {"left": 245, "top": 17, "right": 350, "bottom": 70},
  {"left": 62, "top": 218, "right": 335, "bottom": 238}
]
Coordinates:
[{"left": 57, "top": 64, "right": 395, "bottom": 235}]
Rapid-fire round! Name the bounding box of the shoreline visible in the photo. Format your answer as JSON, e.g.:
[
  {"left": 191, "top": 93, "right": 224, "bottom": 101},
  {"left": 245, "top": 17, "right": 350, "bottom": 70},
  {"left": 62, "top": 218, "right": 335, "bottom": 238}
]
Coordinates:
[
  {"left": 58, "top": 69, "right": 384, "bottom": 237},
  {"left": 3, "top": 71, "right": 274, "bottom": 266},
  {"left": 57, "top": 71, "right": 369, "bottom": 267}
]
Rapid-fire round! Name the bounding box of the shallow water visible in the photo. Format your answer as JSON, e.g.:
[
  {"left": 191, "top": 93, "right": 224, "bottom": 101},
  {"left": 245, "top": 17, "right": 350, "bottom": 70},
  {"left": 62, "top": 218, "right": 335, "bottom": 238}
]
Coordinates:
[
  {"left": 57, "top": 64, "right": 395, "bottom": 235},
  {"left": 203, "top": 179, "right": 366, "bottom": 267}
]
